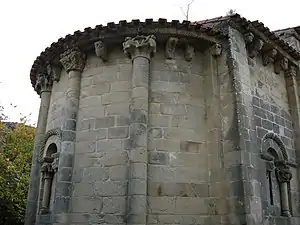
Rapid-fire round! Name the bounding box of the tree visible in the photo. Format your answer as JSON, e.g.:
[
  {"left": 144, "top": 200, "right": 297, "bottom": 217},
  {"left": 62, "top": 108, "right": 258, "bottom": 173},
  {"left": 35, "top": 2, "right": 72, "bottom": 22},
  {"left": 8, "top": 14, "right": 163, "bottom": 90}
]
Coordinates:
[
  {"left": 180, "top": 0, "right": 195, "bottom": 20},
  {"left": 0, "top": 108, "right": 35, "bottom": 225}
]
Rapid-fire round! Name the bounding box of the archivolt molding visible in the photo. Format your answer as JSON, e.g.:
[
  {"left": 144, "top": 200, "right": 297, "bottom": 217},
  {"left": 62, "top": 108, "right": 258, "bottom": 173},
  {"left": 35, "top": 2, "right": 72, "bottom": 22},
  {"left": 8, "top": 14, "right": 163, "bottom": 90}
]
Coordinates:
[
  {"left": 261, "top": 132, "right": 288, "bottom": 161},
  {"left": 39, "top": 128, "right": 62, "bottom": 162}
]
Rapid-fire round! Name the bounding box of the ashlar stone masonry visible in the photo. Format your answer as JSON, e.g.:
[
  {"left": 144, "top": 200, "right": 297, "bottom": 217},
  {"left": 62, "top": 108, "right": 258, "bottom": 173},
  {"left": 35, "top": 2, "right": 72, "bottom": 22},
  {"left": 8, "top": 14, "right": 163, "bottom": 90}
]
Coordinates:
[{"left": 25, "top": 14, "right": 300, "bottom": 225}]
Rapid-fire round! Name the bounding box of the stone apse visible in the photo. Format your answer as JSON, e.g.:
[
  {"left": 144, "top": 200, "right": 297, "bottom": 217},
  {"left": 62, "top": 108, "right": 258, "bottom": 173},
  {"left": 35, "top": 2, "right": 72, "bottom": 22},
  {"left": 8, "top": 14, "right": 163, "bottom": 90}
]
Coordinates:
[{"left": 25, "top": 14, "right": 300, "bottom": 225}]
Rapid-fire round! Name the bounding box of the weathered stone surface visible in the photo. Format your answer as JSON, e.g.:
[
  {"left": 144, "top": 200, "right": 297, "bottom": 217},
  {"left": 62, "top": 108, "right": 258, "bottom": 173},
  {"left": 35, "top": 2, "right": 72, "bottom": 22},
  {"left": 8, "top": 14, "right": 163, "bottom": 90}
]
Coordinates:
[{"left": 27, "top": 17, "right": 300, "bottom": 225}]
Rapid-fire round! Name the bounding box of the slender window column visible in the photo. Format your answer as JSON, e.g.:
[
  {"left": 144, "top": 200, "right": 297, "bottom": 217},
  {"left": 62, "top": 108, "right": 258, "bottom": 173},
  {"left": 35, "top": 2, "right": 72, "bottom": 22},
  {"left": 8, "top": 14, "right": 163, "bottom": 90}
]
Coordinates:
[
  {"left": 25, "top": 73, "right": 53, "bottom": 225},
  {"left": 40, "top": 157, "right": 54, "bottom": 214},
  {"left": 275, "top": 161, "right": 293, "bottom": 217},
  {"left": 123, "top": 35, "right": 156, "bottom": 224},
  {"left": 53, "top": 46, "right": 85, "bottom": 215}
]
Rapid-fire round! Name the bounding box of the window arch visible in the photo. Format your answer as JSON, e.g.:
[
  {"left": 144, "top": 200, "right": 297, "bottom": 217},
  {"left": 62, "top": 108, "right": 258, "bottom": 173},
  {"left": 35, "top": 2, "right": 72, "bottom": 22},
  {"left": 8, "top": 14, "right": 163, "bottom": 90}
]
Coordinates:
[
  {"left": 38, "top": 128, "right": 61, "bottom": 214},
  {"left": 261, "top": 133, "right": 292, "bottom": 217}
]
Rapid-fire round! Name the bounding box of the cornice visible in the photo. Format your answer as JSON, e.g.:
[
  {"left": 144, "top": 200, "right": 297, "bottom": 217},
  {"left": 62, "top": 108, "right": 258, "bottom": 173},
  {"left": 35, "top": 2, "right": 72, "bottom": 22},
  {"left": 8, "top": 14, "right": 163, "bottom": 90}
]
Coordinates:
[{"left": 29, "top": 18, "right": 225, "bottom": 94}]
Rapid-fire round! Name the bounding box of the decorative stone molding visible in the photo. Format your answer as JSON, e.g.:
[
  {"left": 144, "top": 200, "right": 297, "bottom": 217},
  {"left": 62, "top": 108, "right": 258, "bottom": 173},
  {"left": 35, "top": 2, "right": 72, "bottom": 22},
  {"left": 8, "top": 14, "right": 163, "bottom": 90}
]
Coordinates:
[
  {"left": 60, "top": 47, "right": 86, "bottom": 73},
  {"left": 261, "top": 132, "right": 288, "bottom": 161},
  {"left": 165, "top": 37, "right": 178, "bottom": 59},
  {"left": 39, "top": 128, "right": 62, "bottom": 162},
  {"left": 51, "top": 152, "right": 60, "bottom": 172},
  {"left": 34, "top": 72, "right": 53, "bottom": 95},
  {"left": 184, "top": 44, "right": 194, "bottom": 62},
  {"left": 211, "top": 43, "right": 222, "bottom": 56},
  {"left": 275, "top": 161, "right": 292, "bottom": 183},
  {"left": 123, "top": 35, "right": 157, "bottom": 59},
  {"left": 265, "top": 161, "right": 275, "bottom": 172},
  {"left": 46, "top": 63, "right": 61, "bottom": 82},
  {"left": 94, "top": 40, "right": 108, "bottom": 62}
]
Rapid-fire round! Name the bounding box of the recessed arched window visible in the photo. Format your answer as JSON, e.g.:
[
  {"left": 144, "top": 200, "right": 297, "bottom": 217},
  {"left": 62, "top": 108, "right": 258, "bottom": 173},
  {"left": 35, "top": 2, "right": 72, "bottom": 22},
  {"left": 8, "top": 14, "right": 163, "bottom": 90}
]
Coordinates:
[{"left": 261, "top": 133, "right": 293, "bottom": 217}]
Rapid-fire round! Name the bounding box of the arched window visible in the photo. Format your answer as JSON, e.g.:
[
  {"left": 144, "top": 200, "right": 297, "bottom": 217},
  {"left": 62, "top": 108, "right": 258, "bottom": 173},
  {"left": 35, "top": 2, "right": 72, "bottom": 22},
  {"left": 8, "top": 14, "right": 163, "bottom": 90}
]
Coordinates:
[
  {"left": 40, "top": 143, "right": 58, "bottom": 214},
  {"left": 261, "top": 133, "right": 292, "bottom": 217}
]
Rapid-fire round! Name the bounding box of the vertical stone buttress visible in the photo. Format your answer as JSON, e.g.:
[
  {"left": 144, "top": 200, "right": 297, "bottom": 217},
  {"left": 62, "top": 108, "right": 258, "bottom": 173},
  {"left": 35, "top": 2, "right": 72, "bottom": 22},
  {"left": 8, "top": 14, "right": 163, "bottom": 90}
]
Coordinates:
[
  {"left": 25, "top": 73, "right": 53, "bottom": 225},
  {"left": 53, "top": 47, "right": 85, "bottom": 220},
  {"left": 123, "top": 35, "right": 156, "bottom": 224}
]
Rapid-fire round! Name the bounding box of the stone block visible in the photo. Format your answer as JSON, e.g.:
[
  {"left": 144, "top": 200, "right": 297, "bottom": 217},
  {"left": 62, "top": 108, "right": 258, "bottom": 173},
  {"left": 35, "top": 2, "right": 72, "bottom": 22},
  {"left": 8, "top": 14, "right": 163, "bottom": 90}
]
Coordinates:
[
  {"left": 94, "top": 181, "right": 127, "bottom": 196},
  {"left": 102, "top": 196, "right": 126, "bottom": 214},
  {"left": 148, "top": 127, "right": 163, "bottom": 139},
  {"left": 148, "top": 165, "right": 176, "bottom": 182},
  {"left": 108, "top": 126, "right": 129, "bottom": 139},
  {"left": 175, "top": 197, "right": 208, "bottom": 214},
  {"left": 111, "top": 81, "right": 130, "bottom": 92},
  {"left": 97, "top": 139, "right": 124, "bottom": 151},
  {"left": 101, "top": 92, "right": 130, "bottom": 105},
  {"left": 71, "top": 198, "right": 103, "bottom": 213},
  {"left": 148, "top": 114, "right": 170, "bottom": 127},
  {"left": 148, "top": 139, "right": 180, "bottom": 152},
  {"left": 73, "top": 183, "right": 94, "bottom": 197},
  {"left": 95, "top": 116, "right": 115, "bottom": 128},
  {"left": 109, "top": 165, "right": 128, "bottom": 181},
  {"left": 82, "top": 167, "right": 109, "bottom": 181},
  {"left": 160, "top": 104, "right": 186, "bottom": 115},
  {"left": 105, "top": 103, "right": 130, "bottom": 116},
  {"left": 148, "top": 197, "right": 176, "bottom": 214},
  {"left": 148, "top": 151, "right": 168, "bottom": 165}
]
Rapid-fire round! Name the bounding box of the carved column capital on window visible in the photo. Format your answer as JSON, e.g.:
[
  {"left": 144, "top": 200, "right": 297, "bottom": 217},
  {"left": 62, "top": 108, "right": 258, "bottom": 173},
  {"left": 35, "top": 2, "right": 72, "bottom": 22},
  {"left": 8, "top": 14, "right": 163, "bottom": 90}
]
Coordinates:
[
  {"left": 60, "top": 47, "right": 86, "bottom": 73},
  {"left": 275, "top": 161, "right": 292, "bottom": 183},
  {"left": 51, "top": 152, "right": 60, "bottom": 172},
  {"left": 266, "top": 161, "right": 275, "bottom": 172},
  {"left": 165, "top": 37, "right": 178, "bottom": 59},
  {"left": 285, "top": 65, "right": 297, "bottom": 77},
  {"left": 123, "top": 35, "right": 157, "bottom": 60},
  {"left": 41, "top": 157, "right": 54, "bottom": 178},
  {"left": 94, "top": 40, "right": 108, "bottom": 62},
  {"left": 34, "top": 72, "right": 53, "bottom": 95}
]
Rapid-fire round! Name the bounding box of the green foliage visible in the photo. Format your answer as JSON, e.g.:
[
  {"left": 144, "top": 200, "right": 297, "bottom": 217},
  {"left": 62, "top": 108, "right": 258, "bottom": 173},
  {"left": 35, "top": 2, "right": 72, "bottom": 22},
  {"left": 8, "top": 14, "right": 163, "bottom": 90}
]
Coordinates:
[{"left": 0, "top": 122, "right": 35, "bottom": 225}]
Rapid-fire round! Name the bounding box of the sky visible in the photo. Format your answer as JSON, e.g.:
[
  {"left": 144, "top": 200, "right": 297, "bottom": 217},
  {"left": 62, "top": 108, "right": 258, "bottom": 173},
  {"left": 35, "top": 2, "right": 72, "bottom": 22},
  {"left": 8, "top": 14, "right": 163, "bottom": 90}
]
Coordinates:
[{"left": 0, "top": 0, "right": 300, "bottom": 126}]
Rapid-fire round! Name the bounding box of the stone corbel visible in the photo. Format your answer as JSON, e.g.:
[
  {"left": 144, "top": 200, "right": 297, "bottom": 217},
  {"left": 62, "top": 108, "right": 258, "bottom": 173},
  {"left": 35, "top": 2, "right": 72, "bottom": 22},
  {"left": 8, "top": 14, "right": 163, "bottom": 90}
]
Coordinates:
[
  {"left": 184, "top": 43, "right": 194, "bottom": 62},
  {"left": 46, "top": 63, "right": 61, "bottom": 82},
  {"left": 262, "top": 49, "right": 277, "bottom": 66},
  {"left": 94, "top": 40, "right": 108, "bottom": 62},
  {"left": 274, "top": 57, "right": 289, "bottom": 74},
  {"left": 165, "top": 37, "right": 178, "bottom": 59},
  {"left": 211, "top": 43, "right": 222, "bottom": 57},
  {"left": 244, "top": 32, "right": 264, "bottom": 58}
]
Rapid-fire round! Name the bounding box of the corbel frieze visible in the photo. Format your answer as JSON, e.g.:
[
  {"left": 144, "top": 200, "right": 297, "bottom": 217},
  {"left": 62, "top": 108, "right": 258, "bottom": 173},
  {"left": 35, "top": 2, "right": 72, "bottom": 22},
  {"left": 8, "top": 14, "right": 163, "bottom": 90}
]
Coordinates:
[{"left": 211, "top": 43, "right": 222, "bottom": 57}]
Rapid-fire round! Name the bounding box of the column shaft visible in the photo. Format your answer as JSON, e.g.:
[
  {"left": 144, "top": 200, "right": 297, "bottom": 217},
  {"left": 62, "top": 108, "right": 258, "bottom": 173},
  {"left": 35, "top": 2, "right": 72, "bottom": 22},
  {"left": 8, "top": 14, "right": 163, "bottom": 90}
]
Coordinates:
[
  {"left": 41, "top": 177, "right": 52, "bottom": 210},
  {"left": 25, "top": 90, "right": 51, "bottom": 225},
  {"left": 280, "top": 182, "right": 291, "bottom": 217}
]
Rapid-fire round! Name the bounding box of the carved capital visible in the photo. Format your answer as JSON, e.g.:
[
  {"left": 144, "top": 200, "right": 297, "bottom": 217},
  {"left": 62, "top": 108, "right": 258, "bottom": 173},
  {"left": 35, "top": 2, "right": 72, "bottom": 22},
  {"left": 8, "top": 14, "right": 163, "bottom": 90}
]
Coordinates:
[
  {"left": 46, "top": 63, "right": 61, "bottom": 82},
  {"left": 60, "top": 47, "right": 86, "bottom": 73},
  {"left": 51, "top": 152, "right": 60, "bottom": 172},
  {"left": 165, "top": 37, "right": 178, "bottom": 59},
  {"left": 123, "top": 35, "right": 157, "bottom": 60},
  {"left": 262, "top": 49, "right": 277, "bottom": 66},
  {"left": 211, "top": 43, "right": 222, "bottom": 56},
  {"left": 94, "top": 40, "right": 108, "bottom": 62},
  {"left": 41, "top": 158, "right": 54, "bottom": 178},
  {"left": 245, "top": 35, "right": 264, "bottom": 58},
  {"left": 266, "top": 161, "right": 275, "bottom": 172},
  {"left": 184, "top": 44, "right": 194, "bottom": 62},
  {"left": 275, "top": 161, "right": 292, "bottom": 183},
  {"left": 35, "top": 72, "right": 53, "bottom": 94}
]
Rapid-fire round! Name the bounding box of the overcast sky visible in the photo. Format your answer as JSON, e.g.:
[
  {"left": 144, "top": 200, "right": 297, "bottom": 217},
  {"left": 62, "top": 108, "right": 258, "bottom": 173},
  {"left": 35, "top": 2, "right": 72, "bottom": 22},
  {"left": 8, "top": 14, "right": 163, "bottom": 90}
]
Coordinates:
[{"left": 0, "top": 0, "right": 299, "bottom": 126}]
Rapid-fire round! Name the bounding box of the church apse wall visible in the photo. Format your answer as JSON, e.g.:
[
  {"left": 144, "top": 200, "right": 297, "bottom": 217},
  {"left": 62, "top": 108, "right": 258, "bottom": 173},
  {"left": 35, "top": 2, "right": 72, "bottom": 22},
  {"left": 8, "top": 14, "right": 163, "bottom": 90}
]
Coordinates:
[{"left": 25, "top": 15, "right": 300, "bottom": 225}]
